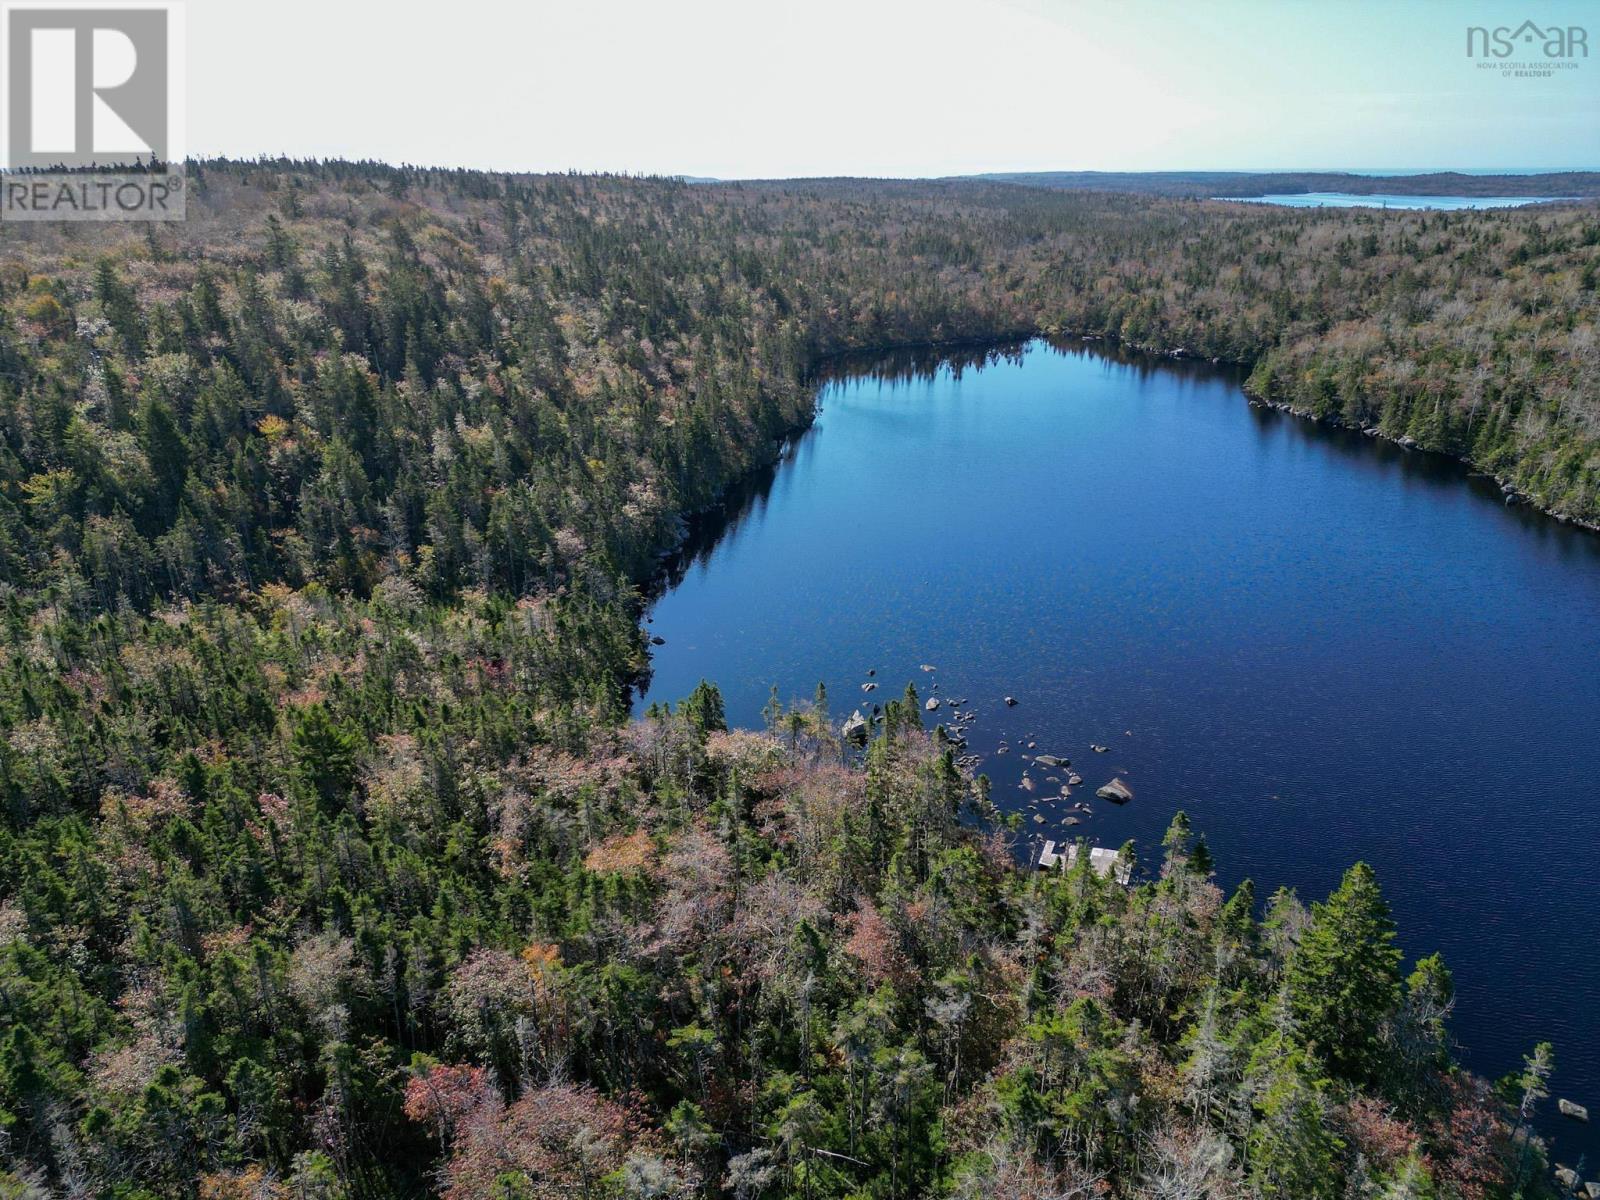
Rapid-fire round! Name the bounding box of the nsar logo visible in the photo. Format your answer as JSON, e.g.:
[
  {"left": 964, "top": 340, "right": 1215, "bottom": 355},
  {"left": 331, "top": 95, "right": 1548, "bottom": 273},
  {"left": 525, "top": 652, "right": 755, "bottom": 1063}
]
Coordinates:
[{"left": 1466, "top": 19, "right": 1588, "bottom": 59}]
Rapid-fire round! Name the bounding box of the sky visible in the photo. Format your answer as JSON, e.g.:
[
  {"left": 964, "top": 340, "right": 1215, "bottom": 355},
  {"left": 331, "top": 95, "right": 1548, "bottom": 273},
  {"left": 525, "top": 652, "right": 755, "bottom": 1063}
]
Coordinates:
[{"left": 183, "top": 0, "right": 1600, "bottom": 177}]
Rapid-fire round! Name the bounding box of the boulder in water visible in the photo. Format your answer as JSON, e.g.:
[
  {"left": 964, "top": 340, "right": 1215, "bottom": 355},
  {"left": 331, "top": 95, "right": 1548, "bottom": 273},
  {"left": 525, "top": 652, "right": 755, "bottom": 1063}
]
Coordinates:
[
  {"left": 1096, "top": 778, "right": 1135, "bottom": 804},
  {"left": 1559, "top": 1099, "right": 1589, "bottom": 1122}
]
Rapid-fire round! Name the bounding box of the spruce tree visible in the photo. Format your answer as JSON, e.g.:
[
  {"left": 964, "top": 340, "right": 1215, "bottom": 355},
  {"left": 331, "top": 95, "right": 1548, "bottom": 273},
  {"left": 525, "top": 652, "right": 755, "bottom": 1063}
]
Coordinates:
[
  {"left": 138, "top": 396, "right": 189, "bottom": 532},
  {"left": 1246, "top": 1046, "right": 1342, "bottom": 1200},
  {"left": 1286, "top": 862, "right": 1402, "bottom": 1085}
]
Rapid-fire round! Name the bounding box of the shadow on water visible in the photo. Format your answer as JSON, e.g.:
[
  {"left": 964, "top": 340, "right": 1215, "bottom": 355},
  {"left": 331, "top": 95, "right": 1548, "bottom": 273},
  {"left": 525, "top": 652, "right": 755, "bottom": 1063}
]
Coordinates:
[
  {"left": 648, "top": 431, "right": 810, "bottom": 602},
  {"left": 813, "top": 337, "right": 1035, "bottom": 387},
  {"left": 1244, "top": 399, "right": 1600, "bottom": 565},
  {"left": 635, "top": 339, "right": 1041, "bottom": 700},
  {"left": 828, "top": 333, "right": 1598, "bottom": 559},
  {"left": 647, "top": 338, "right": 1044, "bottom": 607}
]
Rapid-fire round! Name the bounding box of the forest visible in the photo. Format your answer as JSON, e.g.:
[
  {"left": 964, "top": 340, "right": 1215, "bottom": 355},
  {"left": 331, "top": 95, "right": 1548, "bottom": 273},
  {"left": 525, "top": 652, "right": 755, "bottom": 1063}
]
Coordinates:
[{"left": 0, "top": 160, "right": 1589, "bottom": 1197}]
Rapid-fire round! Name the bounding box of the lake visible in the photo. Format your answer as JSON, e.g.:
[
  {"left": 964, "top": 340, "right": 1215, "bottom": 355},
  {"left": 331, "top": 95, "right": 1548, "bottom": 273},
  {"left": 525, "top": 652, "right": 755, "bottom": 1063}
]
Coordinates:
[
  {"left": 1226, "top": 192, "right": 1576, "bottom": 209},
  {"left": 637, "top": 338, "right": 1600, "bottom": 1160}
]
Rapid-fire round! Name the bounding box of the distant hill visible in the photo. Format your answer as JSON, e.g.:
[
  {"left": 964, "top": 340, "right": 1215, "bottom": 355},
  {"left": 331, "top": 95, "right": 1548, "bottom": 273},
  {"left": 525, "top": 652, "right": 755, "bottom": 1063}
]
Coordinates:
[{"left": 968, "top": 169, "right": 1600, "bottom": 198}]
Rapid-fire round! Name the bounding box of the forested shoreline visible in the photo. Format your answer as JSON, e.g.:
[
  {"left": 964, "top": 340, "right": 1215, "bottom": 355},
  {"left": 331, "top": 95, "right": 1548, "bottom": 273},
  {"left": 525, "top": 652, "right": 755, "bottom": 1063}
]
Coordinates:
[{"left": 0, "top": 160, "right": 1588, "bottom": 1197}]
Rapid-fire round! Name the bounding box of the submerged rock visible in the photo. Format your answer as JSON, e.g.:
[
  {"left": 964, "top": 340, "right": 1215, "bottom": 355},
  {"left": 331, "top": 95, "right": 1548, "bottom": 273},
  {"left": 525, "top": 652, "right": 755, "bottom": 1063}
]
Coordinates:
[
  {"left": 1096, "top": 778, "right": 1135, "bottom": 804},
  {"left": 1035, "top": 754, "right": 1068, "bottom": 769},
  {"left": 650, "top": 635, "right": 666, "bottom": 645}
]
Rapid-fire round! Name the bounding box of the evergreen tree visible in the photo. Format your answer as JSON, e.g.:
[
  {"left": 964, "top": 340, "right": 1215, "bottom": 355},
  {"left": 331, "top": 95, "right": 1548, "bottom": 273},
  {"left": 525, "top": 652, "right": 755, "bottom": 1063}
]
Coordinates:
[
  {"left": 681, "top": 679, "right": 727, "bottom": 736},
  {"left": 1246, "top": 1041, "right": 1342, "bottom": 1200},
  {"left": 139, "top": 396, "right": 189, "bottom": 532},
  {"left": 1286, "top": 862, "right": 1402, "bottom": 1085}
]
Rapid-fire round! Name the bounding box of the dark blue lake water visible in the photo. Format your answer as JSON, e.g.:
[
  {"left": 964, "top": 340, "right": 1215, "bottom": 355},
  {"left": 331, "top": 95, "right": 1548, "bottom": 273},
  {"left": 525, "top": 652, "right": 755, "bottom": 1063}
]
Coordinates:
[{"left": 637, "top": 339, "right": 1600, "bottom": 1161}]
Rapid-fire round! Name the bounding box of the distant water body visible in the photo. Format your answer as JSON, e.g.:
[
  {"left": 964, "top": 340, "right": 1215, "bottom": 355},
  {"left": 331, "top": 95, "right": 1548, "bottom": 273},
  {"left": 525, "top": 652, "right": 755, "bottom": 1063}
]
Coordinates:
[
  {"left": 1299, "top": 168, "right": 1593, "bottom": 176},
  {"left": 1227, "top": 192, "right": 1576, "bottom": 210},
  {"left": 639, "top": 339, "right": 1600, "bottom": 1163}
]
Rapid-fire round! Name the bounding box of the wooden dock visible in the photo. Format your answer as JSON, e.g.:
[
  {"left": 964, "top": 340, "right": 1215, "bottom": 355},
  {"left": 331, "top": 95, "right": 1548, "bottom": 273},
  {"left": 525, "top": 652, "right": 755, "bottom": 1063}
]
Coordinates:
[{"left": 1037, "top": 840, "right": 1132, "bottom": 884}]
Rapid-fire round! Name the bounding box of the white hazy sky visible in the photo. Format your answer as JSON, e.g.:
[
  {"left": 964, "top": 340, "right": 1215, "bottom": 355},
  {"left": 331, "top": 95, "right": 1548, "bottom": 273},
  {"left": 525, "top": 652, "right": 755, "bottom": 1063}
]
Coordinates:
[{"left": 186, "top": 0, "right": 1600, "bottom": 177}]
